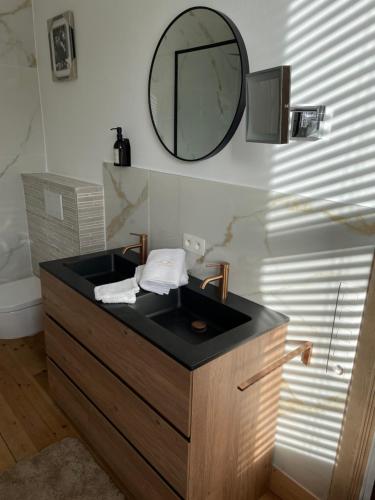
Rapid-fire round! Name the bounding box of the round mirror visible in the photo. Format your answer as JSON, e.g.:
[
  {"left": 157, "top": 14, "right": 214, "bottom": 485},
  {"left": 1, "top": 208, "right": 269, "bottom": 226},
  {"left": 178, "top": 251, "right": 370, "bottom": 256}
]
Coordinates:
[{"left": 148, "top": 7, "right": 249, "bottom": 161}]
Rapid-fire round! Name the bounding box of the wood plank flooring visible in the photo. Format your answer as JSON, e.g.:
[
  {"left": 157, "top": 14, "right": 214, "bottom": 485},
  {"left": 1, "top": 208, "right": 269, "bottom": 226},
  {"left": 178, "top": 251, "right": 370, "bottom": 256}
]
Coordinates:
[
  {"left": 0, "top": 333, "right": 77, "bottom": 472},
  {"left": 0, "top": 332, "right": 281, "bottom": 499},
  {"left": 260, "top": 493, "right": 280, "bottom": 500}
]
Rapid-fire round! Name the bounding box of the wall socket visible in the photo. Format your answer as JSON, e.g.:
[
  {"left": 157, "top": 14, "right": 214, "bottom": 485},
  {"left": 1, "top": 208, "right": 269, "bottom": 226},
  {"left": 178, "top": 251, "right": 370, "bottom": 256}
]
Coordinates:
[{"left": 183, "top": 233, "right": 206, "bottom": 256}]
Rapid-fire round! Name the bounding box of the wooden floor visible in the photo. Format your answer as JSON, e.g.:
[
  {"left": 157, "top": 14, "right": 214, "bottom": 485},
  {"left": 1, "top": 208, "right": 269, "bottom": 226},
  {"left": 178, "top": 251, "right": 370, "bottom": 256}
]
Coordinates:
[
  {"left": 0, "top": 332, "right": 77, "bottom": 472},
  {"left": 0, "top": 333, "right": 281, "bottom": 499}
]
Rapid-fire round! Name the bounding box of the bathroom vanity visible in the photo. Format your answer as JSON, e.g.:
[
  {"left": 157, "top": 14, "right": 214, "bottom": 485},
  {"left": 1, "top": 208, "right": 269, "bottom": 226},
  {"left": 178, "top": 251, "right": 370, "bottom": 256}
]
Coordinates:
[{"left": 40, "top": 249, "right": 310, "bottom": 500}]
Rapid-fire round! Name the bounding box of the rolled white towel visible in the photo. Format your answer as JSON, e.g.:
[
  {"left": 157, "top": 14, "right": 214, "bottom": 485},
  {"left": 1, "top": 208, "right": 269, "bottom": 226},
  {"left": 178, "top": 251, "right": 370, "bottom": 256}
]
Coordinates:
[
  {"left": 137, "top": 249, "right": 188, "bottom": 295},
  {"left": 94, "top": 277, "right": 139, "bottom": 303}
]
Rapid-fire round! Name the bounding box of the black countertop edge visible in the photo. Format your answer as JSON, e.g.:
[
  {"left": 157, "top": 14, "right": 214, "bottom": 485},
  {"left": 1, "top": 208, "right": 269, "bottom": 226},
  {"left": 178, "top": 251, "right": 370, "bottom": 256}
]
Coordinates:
[{"left": 40, "top": 248, "right": 289, "bottom": 370}]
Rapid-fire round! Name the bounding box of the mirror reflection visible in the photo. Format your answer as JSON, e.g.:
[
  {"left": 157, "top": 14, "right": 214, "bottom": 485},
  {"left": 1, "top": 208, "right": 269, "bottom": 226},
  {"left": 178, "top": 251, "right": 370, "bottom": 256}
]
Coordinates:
[{"left": 149, "top": 7, "right": 248, "bottom": 161}]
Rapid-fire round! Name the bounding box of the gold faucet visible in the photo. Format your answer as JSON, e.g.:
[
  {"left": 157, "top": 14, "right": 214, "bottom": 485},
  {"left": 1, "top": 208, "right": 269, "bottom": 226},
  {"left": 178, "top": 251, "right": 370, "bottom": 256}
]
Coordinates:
[
  {"left": 200, "top": 262, "right": 230, "bottom": 302},
  {"left": 122, "top": 233, "right": 148, "bottom": 264}
]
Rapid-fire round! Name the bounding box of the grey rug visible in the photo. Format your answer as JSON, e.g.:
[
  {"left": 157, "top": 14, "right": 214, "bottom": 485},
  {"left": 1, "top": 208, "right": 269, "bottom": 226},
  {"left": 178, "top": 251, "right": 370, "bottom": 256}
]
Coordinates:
[{"left": 0, "top": 437, "right": 124, "bottom": 500}]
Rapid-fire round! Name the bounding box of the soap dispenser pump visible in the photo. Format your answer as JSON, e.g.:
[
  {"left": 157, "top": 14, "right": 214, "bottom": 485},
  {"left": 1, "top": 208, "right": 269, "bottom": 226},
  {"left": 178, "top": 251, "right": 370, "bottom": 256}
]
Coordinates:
[{"left": 110, "top": 127, "right": 131, "bottom": 167}]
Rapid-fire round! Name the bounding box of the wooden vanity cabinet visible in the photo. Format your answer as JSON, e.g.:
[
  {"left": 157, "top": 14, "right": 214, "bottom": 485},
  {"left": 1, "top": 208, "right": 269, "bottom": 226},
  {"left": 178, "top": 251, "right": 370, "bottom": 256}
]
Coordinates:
[{"left": 41, "top": 270, "right": 287, "bottom": 500}]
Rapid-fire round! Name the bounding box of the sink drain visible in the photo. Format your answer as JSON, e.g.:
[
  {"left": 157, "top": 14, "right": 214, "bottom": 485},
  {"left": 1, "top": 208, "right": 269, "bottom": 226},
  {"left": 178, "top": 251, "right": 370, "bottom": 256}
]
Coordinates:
[{"left": 191, "top": 320, "right": 208, "bottom": 333}]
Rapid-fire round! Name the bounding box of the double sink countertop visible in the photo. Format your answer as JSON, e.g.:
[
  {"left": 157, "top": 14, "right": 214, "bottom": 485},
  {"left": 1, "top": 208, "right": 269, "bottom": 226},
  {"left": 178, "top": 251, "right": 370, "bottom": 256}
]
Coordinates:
[{"left": 40, "top": 248, "right": 289, "bottom": 370}]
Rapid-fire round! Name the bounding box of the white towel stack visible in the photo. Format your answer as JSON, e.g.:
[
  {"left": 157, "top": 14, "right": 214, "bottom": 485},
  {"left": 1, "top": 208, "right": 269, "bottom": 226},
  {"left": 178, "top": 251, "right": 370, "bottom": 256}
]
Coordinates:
[
  {"left": 94, "top": 277, "right": 139, "bottom": 304},
  {"left": 137, "top": 248, "right": 188, "bottom": 295}
]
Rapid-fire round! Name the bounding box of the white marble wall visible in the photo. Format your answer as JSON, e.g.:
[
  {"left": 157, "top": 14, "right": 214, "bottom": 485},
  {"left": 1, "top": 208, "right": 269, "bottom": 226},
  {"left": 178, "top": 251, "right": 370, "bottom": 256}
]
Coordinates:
[
  {"left": 103, "top": 163, "right": 375, "bottom": 498},
  {"left": 103, "top": 164, "right": 149, "bottom": 250},
  {"left": 0, "top": 0, "right": 46, "bottom": 284}
]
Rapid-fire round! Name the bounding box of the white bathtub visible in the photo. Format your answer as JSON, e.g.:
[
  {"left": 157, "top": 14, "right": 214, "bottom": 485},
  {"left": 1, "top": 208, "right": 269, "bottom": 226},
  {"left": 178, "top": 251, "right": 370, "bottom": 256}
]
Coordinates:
[{"left": 0, "top": 276, "right": 43, "bottom": 339}]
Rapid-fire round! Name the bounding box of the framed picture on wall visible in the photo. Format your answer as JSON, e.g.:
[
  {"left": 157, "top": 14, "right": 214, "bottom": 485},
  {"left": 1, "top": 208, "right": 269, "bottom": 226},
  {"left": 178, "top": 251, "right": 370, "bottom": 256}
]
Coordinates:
[{"left": 47, "top": 11, "right": 77, "bottom": 81}]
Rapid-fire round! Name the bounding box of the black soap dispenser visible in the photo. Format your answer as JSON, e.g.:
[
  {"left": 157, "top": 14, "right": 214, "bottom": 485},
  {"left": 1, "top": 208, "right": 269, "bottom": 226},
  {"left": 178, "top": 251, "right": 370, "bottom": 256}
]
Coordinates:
[{"left": 110, "top": 127, "right": 131, "bottom": 167}]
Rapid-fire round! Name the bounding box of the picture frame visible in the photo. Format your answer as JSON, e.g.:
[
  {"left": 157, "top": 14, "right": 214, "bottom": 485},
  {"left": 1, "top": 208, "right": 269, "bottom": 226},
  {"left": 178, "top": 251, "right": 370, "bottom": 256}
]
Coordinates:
[{"left": 47, "top": 11, "right": 77, "bottom": 81}]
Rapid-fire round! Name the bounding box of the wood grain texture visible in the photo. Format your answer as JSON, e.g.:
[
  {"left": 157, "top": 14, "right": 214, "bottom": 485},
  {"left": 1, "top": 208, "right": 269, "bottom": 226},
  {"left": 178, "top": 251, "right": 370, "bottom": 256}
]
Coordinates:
[
  {"left": 329, "top": 252, "right": 375, "bottom": 500},
  {"left": 41, "top": 271, "right": 296, "bottom": 499},
  {"left": 0, "top": 434, "right": 15, "bottom": 471},
  {"left": 3, "top": 334, "right": 46, "bottom": 376},
  {"left": 41, "top": 269, "right": 192, "bottom": 436},
  {"left": 45, "top": 315, "right": 188, "bottom": 496},
  {"left": 270, "top": 467, "right": 318, "bottom": 500},
  {"left": 188, "top": 324, "right": 288, "bottom": 500},
  {"left": 260, "top": 492, "right": 281, "bottom": 500},
  {"left": 260, "top": 492, "right": 280, "bottom": 500},
  {"left": 0, "top": 346, "right": 77, "bottom": 447},
  {"left": 0, "top": 392, "right": 37, "bottom": 461},
  {"left": 48, "top": 360, "right": 178, "bottom": 500},
  {"left": 1, "top": 329, "right": 294, "bottom": 500},
  {"left": 0, "top": 334, "right": 77, "bottom": 471}
]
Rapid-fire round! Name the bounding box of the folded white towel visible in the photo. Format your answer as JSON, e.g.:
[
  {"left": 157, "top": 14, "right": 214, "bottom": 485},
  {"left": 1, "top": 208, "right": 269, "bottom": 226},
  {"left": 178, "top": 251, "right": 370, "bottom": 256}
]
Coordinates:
[
  {"left": 134, "top": 265, "right": 145, "bottom": 285},
  {"left": 94, "top": 277, "right": 139, "bottom": 304},
  {"left": 135, "top": 264, "right": 188, "bottom": 295},
  {"left": 101, "top": 292, "right": 137, "bottom": 304},
  {"left": 138, "top": 249, "right": 188, "bottom": 295}
]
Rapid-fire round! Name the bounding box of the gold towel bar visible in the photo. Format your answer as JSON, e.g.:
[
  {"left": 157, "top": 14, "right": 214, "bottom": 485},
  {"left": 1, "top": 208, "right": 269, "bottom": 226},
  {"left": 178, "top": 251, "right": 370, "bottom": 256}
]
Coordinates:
[{"left": 238, "top": 340, "right": 313, "bottom": 392}]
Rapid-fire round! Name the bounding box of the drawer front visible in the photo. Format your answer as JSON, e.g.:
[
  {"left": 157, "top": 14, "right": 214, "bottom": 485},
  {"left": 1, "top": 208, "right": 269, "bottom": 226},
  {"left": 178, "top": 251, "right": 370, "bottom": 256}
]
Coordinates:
[
  {"left": 41, "top": 269, "right": 191, "bottom": 436},
  {"left": 48, "top": 360, "right": 179, "bottom": 500},
  {"left": 45, "top": 315, "right": 188, "bottom": 497}
]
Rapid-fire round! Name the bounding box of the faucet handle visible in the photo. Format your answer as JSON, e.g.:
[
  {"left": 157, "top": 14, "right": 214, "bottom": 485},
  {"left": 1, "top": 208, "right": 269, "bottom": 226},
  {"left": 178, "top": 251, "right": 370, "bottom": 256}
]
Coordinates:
[
  {"left": 206, "top": 262, "right": 229, "bottom": 269},
  {"left": 130, "top": 232, "right": 148, "bottom": 244},
  {"left": 206, "top": 262, "right": 218, "bottom": 267}
]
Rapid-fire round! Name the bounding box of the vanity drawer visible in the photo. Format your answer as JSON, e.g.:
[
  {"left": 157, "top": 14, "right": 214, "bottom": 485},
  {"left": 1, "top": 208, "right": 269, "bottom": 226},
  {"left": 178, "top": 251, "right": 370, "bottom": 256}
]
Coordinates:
[
  {"left": 48, "top": 360, "right": 179, "bottom": 500},
  {"left": 45, "top": 315, "right": 189, "bottom": 497},
  {"left": 41, "top": 270, "right": 192, "bottom": 436}
]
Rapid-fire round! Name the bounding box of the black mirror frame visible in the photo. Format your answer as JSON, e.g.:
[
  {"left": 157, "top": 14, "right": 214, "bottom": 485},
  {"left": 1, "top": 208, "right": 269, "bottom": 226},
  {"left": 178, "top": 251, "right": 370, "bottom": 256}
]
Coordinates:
[{"left": 148, "top": 6, "right": 249, "bottom": 162}]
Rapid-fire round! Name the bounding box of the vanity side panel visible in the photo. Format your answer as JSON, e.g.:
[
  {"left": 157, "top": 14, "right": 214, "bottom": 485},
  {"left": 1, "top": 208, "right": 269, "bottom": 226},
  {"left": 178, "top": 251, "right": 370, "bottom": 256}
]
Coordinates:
[
  {"left": 40, "top": 269, "right": 192, "bottom": 436},
  {"left": 188, "top": 325, "right": 287, "bottom": 500}
]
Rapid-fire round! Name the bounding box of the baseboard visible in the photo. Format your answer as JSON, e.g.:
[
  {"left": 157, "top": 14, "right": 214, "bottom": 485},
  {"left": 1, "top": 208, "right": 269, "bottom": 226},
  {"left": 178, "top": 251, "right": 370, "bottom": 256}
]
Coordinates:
[{"left": 270, "top": 467, "right": 319, "bottom": 500}]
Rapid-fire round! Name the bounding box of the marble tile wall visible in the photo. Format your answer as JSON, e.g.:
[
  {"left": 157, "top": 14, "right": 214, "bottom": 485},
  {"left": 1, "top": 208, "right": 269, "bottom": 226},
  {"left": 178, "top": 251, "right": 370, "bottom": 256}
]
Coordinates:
[
  {"left": 104, "top": 164, "right": 149, "bottom": 250},
  {"left": 22, "top": 173, "right": 105, "bottom": 275},
  {"left": 0, "top": 0, "right": 46, "bottom": 284},
  {"left": 103, "top": 162, "right": 375, "bottom": 497}
]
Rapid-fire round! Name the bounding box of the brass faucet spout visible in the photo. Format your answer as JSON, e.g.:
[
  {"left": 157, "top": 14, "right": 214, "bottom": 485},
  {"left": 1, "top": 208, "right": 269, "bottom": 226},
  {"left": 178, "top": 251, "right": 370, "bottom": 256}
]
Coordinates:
[
  {"left": 122, "top": 243, "right": 141, "bottom": 254},
  {"left": 122, "top": 233, "right": 148, "bottom": 265},
  {"left": 200, "top": 262, "right": 229, "bottom": 302},
  {"left": 200, "top": 274, "right": 223, "bottom": 290}
]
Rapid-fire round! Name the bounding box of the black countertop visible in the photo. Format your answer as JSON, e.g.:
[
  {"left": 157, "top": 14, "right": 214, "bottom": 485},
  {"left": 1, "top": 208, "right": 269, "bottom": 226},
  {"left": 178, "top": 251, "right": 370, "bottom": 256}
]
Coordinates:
[{"left": 40, "top": 248, "right": 289, "bottom": 370}]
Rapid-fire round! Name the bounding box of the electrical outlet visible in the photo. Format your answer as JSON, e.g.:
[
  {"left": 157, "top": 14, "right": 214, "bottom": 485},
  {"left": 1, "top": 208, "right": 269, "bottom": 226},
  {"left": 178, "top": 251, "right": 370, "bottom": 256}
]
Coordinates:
[{"left": 183, "top": 233, "right": 206, "bottom": 256}]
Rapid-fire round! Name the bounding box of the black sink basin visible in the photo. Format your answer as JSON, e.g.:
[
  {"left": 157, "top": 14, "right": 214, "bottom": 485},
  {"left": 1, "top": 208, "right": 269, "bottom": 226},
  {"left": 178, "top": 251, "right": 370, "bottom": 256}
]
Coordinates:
[
  {"left": 65, "top": 253, "right": 137, "bottom": 286},
  {"left": 41, "top": 248, "right": 289, "bottom": 369},
  {"left": 64, "top": 252, "right": 252, "bottom": 345},
  {"left": 131, "top": 286, "right": 251, "bottom": 345}
]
